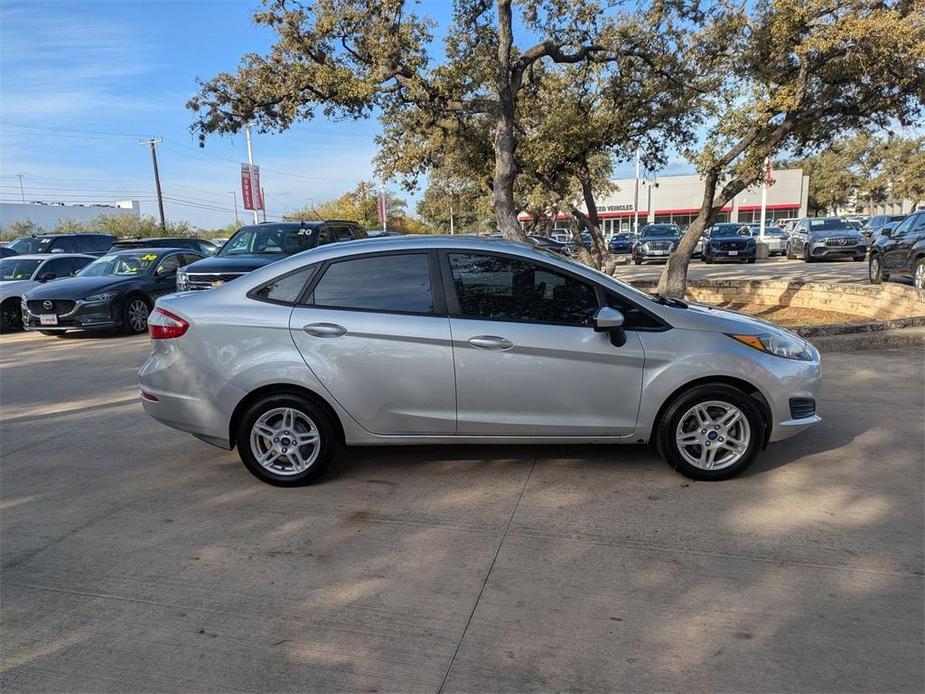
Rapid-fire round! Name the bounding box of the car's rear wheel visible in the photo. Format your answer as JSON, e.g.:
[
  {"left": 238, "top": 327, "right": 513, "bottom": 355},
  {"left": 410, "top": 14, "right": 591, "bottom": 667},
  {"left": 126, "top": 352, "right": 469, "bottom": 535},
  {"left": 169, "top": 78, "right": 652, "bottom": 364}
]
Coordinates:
[
  {"left": 656, "top": 384, "right": 763, "bottom": 481},
  {"left": 0, "top": 298, "right": 22, "bottom": 333},
  {"left": 868, "top": 255, "right": 888, "bottom": 284},
  {"left": 123, "top": 297, "right": 150, "bottom": 335},
  {"left": 914, "top": 258, "right": 925, "bottom": 290},
  {"left": 236, "top": 394, "right": 337, "bottom": 486}
]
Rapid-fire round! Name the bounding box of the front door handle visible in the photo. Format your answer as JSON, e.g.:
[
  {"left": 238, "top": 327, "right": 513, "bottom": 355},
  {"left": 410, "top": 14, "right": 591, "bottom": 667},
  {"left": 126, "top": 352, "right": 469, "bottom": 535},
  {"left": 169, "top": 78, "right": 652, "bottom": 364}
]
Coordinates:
[
  {"left": 468, "top": 335, "right": 514, "bottom": 351},
  {"left": 303, "top": 323, "right": 347, "bottom": 338}
]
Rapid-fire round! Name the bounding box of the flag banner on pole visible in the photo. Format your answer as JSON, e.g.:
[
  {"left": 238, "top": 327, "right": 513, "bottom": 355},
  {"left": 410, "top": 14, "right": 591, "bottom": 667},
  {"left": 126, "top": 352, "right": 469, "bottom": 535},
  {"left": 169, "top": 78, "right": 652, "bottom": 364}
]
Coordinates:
[
  {"left": 241, "top": 164, "right": 264, "bottom": 211},
  {"left": 376, "top": 189, "right": 387, "bottom": 223},
  {"left": 765, "top": 158, "right": 774, "bottom": 186}
]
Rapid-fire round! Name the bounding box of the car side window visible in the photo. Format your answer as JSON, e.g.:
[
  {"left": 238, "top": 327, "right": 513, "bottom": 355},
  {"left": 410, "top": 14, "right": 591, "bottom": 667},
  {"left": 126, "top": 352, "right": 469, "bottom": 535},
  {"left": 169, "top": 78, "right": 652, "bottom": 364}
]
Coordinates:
[
  {"left": 50, "top": 238, "right": 75, "bottom": 253},
  {"left": 307, "top": 253, "right": 433, "bottom": 314},
  {"left": 155, "top": 255, "right": 180, "bottom": 275},
  {"left": 253, "top": 266, "right": 316, "bottom": 304},
  {"left": 318, "top": 227, "right": 339, "bottom": 246},
  {"left": 448, "top": 253, "right": 599, "bottom": 326},
  {"left": 69, "top": 257, "right": 93, "bottom": 274},
  {"left": 39, "top": 257, "right": 71, "bottom": 278},
  {"left": 909, "top": 214, "right": 925, "bottom": 234},
  {"left": 178, "top": 253, "right": 201, "bottom": 267},
  {"left": 892, "top": 215, "right": 915, "bottom": 237}
]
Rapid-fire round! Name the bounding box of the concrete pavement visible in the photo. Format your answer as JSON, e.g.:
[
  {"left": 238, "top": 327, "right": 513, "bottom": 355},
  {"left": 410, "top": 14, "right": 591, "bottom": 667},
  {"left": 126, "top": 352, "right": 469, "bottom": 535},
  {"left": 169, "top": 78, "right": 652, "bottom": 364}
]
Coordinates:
[{"left": 1, "top": 330, "right": 923, "bottom": 692}]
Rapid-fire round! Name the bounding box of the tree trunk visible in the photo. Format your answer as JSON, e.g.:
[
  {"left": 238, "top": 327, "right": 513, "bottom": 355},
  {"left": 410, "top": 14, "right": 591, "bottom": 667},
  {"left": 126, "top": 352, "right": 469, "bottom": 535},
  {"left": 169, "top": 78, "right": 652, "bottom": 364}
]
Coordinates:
[
  {"left": 577, "top": 176, "right": 612, "bottom": 272},
  {"left": 492, "top": 0, "right": 528, "bottom": 242},
  {"left": 656, "top": 171, "right": 755, "bottom": 298}
]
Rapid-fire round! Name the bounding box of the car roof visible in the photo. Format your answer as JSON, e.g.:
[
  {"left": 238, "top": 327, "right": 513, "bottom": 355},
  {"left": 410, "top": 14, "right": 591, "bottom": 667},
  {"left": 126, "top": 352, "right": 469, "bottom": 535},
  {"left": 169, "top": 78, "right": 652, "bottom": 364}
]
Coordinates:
[
  {"left": 113, "top": 236, "right": 210, "bottom": 243},
  {"left": 105, "top": 247, "right": 191, "bottom": 257},
  {"left": 3, "top": 253, "right": 96, "bottom": 260},
  {"left": 19, "top": 232, "right": 114, "bottom": 238}
]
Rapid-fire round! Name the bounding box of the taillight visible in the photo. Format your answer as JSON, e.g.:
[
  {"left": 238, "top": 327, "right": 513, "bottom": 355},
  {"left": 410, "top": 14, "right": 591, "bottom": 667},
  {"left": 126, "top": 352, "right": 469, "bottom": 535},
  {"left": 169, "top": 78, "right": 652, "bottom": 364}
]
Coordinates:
[{"left": 148, "top": 307, "right": 189, "bottom": 339}]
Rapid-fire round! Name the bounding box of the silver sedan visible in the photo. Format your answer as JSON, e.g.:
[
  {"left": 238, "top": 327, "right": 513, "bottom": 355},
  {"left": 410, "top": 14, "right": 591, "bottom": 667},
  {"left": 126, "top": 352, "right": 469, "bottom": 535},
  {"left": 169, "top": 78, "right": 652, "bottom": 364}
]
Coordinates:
[{"left": 140, "top": 236, "right": 821, "bottom": 486}]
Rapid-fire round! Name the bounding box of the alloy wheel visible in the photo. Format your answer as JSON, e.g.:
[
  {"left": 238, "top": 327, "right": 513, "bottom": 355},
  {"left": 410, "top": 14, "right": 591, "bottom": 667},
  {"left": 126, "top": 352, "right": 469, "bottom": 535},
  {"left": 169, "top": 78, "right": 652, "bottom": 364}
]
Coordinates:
[
  {"left": 915, "top": 261, "right": 925, "bottom": 289},
  {"left": 127, "top": 299, "right": 149, "bottom": 333},
  {"left": 869, "top": 257, "right": 880, "bottom": 283},
  {"left": 249, "top": 407, "right": 321, "bottom": 476},
  {"left": 675, "top": 400, "right": 751, "bottom": 471}
]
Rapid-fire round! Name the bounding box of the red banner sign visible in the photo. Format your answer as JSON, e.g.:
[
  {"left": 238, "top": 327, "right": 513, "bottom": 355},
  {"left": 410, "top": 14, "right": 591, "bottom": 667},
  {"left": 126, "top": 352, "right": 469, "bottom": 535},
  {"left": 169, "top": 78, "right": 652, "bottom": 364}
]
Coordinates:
[
  {"left": 241, "top": 164, "right": 264, "bottom": 210},
  {"left": 376, "top": 188, "right": 387, "bottom": 223}
]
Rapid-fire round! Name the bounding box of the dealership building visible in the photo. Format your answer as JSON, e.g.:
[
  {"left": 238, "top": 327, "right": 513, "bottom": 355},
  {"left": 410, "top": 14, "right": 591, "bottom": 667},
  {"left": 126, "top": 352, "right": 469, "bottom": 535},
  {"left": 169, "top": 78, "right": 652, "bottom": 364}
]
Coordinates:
[{"left": 519, "top": 168, "right": 808, "bottom": 234}]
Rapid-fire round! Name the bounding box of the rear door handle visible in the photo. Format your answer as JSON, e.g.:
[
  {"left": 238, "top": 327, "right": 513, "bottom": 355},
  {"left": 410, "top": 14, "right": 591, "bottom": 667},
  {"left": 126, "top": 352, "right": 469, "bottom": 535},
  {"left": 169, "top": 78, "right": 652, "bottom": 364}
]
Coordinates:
[
  {"left": 467, "top": 335, "right": 514, "bottom": 351},
  {"left": 303, "top": 323, "right": 347, "bottom": 338}
]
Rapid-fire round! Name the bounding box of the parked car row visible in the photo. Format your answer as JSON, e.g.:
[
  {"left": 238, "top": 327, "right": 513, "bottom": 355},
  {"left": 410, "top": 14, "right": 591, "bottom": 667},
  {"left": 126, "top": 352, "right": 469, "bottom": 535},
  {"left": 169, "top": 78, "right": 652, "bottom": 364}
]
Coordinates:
[{"left": 1, "top": 221, "right": 370, "bottom": 335}]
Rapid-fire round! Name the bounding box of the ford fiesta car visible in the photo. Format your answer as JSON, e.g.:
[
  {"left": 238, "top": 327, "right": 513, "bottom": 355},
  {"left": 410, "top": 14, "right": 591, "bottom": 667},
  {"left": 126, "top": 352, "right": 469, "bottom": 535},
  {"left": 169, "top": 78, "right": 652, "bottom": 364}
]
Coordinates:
[
  {"left": 140, "top": 236, "right": 821, "bottom": 486},
  {"left": 23, "top": 248, "right": 203, "bottom": 335}
]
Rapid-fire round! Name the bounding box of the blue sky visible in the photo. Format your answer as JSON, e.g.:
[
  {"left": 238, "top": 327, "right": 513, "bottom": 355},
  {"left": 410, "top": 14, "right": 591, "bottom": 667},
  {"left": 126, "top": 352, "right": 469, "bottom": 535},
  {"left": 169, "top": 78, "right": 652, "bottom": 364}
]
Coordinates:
[{"left": 0, "top": 0, "right": 685, "bottom": 229}]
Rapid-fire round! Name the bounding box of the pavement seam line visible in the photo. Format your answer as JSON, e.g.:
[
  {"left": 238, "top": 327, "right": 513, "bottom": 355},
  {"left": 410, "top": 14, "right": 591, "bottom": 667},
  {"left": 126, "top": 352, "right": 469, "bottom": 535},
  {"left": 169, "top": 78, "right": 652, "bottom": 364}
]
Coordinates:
[{"left": 436, "top": 454, "right": 539, "bottom": 694}]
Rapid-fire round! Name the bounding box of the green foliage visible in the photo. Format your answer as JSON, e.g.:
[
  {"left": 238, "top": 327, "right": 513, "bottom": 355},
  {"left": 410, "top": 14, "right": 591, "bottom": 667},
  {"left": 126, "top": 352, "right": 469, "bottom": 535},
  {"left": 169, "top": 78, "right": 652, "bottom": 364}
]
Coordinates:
[
  {"left": 285, "top": 181, "right": 425, "bottom": 232},
  {"left": 51, "top": 214, "right": 193, "bottom": 238},
  {"left": 416, "top": 177, "right": 494, "bottom": 235},
  {"left": 0, "top": 219, "right": 42, "bottom": 240}
]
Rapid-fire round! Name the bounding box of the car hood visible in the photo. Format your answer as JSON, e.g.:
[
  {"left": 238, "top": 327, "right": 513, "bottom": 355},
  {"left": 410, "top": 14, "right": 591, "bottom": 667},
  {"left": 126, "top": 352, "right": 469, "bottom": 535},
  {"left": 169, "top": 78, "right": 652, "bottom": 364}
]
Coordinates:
[
  {"left": 182, "top": 254, "right": 284, "bottom": 274},
  {"left": 24, "top": 275, "right": 135, "bottom": 300},
  {"left": 638, "top": 235, "right": 680, "bottom": 242},
  {"left": 666, "top": 301, "right": 806, "bottom": 340},
  {"left": 0, "top": 279, "right": 40, "bottom": 299}
]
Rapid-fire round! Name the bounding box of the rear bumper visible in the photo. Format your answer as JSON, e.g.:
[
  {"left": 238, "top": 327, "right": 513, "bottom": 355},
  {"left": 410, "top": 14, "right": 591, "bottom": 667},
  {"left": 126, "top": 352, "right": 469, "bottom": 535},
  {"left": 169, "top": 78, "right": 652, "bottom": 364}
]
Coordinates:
[{"left": 139, "top": 343, "right": 244, "bottom": 448}]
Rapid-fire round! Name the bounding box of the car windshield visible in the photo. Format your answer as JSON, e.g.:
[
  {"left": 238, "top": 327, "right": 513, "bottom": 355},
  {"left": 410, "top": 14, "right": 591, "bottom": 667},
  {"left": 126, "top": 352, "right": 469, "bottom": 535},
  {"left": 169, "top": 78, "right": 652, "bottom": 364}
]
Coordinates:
[
  {"left": 219, "top": 225, "right": 317, "bottom": 256},
  {"left": 0, "top": 258, "right": 42, "bottom": 281},
  {"left": 80, "top": 253, "right": 157, "bottom": 276},
  {"left": 8, "top": 237, "right": 54, "bottom": 254},
  {"left": 640, "top": 225, "right": 680, "bottom": 239},
  {"left": 808, "top": 218, "right": 852, "bottom": 231},
  {"left": 711, "top": 224, "right": 745, "bottom": 237}
]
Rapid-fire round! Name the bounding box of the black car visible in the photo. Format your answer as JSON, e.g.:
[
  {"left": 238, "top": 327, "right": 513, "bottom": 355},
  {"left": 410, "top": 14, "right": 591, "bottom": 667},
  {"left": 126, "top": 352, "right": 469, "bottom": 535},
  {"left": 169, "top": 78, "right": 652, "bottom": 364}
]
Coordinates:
[
  {"left": 785, "top": 217, "right": 867, "bottom": 263},
  {"left": 632, "top": 224, "right": 681, "bottom": 264},
  {"left": 7, "top": 233, "right": 115, "bottom": 257},
  {"left": 527, "top": 235, "right": 571, "bottom": 255},
  {"left": 22, "top": 248, "right": 203, "bottom": 335},
  {"left": 111, "top": 237, "right": 219, "bottom": 256},
  {"left": 177, "top": 220, "right": 367, "bottom": 290},
  {"left": 702, "top": 223, "right": 757, "bottom": 263},
  {"left": 0, "top": 247, "right": 17, "bottom": 258},
  {"left": 869, "top": 210, "right": 925, "bottom": 288},
  {"left": 861, "top": 214, "right": 906, "bottom": 241},
  {"left": 608, "top": 232, "right": 634, "bottom": 255}
]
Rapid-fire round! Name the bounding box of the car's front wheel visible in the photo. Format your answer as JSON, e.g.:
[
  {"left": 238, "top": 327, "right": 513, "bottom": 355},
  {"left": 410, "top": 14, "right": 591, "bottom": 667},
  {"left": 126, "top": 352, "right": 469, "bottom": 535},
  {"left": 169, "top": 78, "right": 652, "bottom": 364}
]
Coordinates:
[
  {"left": 656, "top": 384, "right": 763, "bottom": 481},
  {"left": 0, "top": 298, "right": 22, "bottom": 333},
  {"left": 123, "top": 297, "right": 150, "bottom": 335},
  {"left": 236, "top": 394, "right": 337, "bottom": 486}
]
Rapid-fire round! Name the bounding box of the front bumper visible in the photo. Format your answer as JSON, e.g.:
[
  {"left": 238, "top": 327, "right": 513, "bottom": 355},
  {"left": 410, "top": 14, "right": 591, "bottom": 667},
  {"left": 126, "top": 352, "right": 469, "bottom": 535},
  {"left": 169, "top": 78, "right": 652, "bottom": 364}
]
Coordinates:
[
  {"left": 809, "top": 241, "right": 866, "bottom": 259},
  {"left": 22, "top": 298, "right": 122, "bottom": 332},
  {"left": 707, "top": 245, "right": 756, "bottom": 260}
]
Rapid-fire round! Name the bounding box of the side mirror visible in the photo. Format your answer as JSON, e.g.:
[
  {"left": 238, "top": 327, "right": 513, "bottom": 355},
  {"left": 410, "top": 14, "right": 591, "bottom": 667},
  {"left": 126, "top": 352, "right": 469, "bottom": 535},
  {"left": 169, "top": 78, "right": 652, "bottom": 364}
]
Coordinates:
[
  {"left": 880, "top": 227, "right": 892, "bottom": 238},
  {"left": 593, "top": 306, "right": 626, "bottom": 347},
  {"left": 37, "top": 272, "right": 57, "bottom": 282}
]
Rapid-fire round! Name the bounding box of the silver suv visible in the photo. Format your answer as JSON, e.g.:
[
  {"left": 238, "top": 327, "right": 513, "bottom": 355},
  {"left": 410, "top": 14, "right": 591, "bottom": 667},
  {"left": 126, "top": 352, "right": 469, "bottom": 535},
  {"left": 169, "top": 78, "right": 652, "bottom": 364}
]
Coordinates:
[{"left": 140, "top": 236, "right": 821, "bottom": 486}]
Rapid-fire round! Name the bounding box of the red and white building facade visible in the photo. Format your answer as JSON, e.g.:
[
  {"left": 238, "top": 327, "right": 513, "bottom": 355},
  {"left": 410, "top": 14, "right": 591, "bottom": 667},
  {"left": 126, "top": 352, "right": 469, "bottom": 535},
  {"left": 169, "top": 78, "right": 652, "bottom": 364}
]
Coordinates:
[{"left": 519, "top": 168, "right": 808, "bottom": 234}]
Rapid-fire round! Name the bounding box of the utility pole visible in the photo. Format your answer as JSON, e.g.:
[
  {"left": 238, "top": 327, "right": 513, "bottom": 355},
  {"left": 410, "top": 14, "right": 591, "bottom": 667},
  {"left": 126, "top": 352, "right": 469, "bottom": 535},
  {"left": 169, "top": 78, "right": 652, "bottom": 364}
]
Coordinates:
[
  {"left": 245, "top": 125, "right": 259, "bottom": 224},
  {"left": 138, "top": 137, "right": 166, "bottom": 230},
  {"left": 16, "top": 175, "right": 25, "bottom": 203},
  {"left": 261, "top": 187, "right": 267, "bottom": 222},
  {"left": 229, "top": 191, "right": 240, "bottom": 226}
]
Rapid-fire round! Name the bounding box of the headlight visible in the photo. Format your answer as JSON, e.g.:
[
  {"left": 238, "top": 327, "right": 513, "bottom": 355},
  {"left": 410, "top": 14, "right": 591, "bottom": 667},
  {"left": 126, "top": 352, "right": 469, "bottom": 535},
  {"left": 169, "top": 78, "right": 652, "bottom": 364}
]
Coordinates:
[
  {"left": 84, "top": 291, "right": 118, "bottom": 303},
  {"left": 729, "top": 332, "right": 814, "bottom": 361},
  {"left": 640, "top": 242, "right": 650, "bottom": 252}
]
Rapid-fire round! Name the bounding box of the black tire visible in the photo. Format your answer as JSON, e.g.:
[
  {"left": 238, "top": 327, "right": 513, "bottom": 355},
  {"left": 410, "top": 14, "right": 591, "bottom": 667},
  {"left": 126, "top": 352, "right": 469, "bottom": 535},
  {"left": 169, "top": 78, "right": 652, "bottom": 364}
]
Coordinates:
[
  {"left": 785, "top": 243, "right": 794, "bottom": 260},
  {"left": 704, "top": 255, "right": 713, "bottom": 264},
  {"left": 913, "top": 257, "right": 925, "bottom": 290},
  {"left": 634, "top": 259, "right": 642, "bottom": 265},
  {"left": 236, "top": 393, "right": 338, "bottom": 486},
  {"left": 803, "top": 246, "right": 815, "bottom": 263},
  {"left": 0, "top": 298, "right": 22, "bottom": 333},
  {"left": 746, "top": 258, "right": 756, "bottom": 264},
  {"left": 122, "top": 296, "right": 150, "bottom": 335},
  {"left": 868, "top": 255, "right": 886, "bottom": 284},
  {"left": 852, "top": 256, "right": 866, "bottom": 262},
  {"left": 655, "top": 384, "right": 764, "bottom": 481}
]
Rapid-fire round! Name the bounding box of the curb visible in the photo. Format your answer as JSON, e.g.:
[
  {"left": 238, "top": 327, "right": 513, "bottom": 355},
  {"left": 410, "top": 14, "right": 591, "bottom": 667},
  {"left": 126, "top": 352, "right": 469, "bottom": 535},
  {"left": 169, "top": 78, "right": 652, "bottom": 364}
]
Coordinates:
[{"left": 809, "top": 327, "right": 925, "bottom": 353}]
